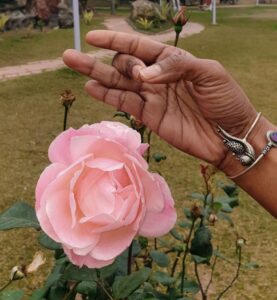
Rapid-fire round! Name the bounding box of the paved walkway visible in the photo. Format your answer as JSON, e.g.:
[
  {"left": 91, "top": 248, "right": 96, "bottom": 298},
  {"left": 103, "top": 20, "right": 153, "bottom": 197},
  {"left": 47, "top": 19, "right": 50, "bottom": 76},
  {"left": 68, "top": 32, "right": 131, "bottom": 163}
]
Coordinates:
[{"left": 0, "top": 18, "right": 204, "bottom": 81}]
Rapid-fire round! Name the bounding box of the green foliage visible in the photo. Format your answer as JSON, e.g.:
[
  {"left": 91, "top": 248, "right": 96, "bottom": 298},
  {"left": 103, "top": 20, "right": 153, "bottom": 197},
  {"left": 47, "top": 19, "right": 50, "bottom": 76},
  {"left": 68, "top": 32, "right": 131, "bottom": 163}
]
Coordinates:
[
  {"left": 112, "top": 268, "right": 151, "bottom": 299},
  {"left": 0, "top": 201, "right": 40, "bottom": 230},
  {"left": 150, "top": 251, "right": 170, "bottom": 267},
  {"left": 0, "top": 14, "right": 8, "bottom": 31},
  {"left": 136, "top": 17, "right": 154, "bottom": 30},
  {"left": 154, "top": 0, "right": 172, "bottom": 22},
  {"left": 152, "top": 153, "right": 167, "bottom": 163},
  {"left": 38, "top": 232, "right": 62, "bottom": 250},
  {"left": 152, "top": 271, "right": 175, "bottom": 286},
  {"left": 190, "top": 226, "right": 213, "bottom": 263},
  {"left": 0, "top": 290, "right": 23, "bottom": 300},
  {"left": 83, "top": 10, "right": 94, "bottom": 25}
]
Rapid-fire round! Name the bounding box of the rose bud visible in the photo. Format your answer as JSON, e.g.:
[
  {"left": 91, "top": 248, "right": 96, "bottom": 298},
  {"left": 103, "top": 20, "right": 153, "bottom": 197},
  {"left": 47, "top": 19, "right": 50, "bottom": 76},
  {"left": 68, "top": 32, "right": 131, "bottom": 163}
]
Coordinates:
[
  {"left": 191, "top": 204, "right": 202, "bottom": 219},
  {"left": 208, "top": 214, "right": 218, "bottom": 225},
  {"left": 10, "top": 266, "right": 25, "bottom": 281},
  {"left": 172, "top": 6, "right": 190, "bottom": 34},
  {"left": 236, "top": 238, "right": 246, "bottom": 247},
  {"left": 60, "top": 89, "right": 76, "bottom": 108}
]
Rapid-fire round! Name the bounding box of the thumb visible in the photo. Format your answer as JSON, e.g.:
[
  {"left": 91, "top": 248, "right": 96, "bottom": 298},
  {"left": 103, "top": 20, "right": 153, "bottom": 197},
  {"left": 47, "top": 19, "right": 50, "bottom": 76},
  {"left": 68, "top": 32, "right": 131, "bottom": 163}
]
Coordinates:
[{"left": 138, "top": 53, "right": 212, "bottom": 84}]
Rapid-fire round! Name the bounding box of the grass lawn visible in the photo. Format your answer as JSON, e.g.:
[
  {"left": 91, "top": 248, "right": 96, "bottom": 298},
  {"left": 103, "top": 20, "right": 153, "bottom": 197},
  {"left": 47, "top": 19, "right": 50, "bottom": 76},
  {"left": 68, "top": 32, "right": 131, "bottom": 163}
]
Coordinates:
[
  {"left": 0, "top": 11, "right": 117, "bottom": 67},
  {"left": 0, "top": 5, "right": 277, "bottom": 300}
]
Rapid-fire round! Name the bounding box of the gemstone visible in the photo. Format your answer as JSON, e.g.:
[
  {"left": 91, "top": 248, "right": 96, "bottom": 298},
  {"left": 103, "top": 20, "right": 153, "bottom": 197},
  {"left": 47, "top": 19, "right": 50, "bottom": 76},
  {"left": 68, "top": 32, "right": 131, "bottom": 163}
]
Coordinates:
[{"left": 269, "top": 131, "right": 277, "bottom": 145}]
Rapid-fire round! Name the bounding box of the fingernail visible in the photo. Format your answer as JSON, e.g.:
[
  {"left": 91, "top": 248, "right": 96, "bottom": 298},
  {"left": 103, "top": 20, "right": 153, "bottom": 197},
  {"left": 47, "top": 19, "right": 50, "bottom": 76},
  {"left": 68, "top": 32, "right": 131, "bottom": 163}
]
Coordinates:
[
  {"left": 139, "top": 65, "right": 162, "bottom": 80},
  {"left": 132, "top": 65, "right": 144, "bottom": 80}
]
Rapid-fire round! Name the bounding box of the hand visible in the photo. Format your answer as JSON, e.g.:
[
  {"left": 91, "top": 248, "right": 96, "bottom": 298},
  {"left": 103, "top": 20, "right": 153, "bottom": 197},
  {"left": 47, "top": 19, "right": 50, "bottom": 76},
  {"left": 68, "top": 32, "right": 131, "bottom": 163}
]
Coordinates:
[{"left": 63, "top": 30, "right": 258, "bottom": 171}]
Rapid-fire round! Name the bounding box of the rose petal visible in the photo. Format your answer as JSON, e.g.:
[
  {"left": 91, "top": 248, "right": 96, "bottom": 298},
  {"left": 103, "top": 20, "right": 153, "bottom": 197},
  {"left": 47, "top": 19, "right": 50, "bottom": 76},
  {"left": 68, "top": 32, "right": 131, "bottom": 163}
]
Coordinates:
[
  {"left": 139, "top": 174, "right": 177, "bottom": 237},
  {"left": 35, "top": 163, "right": 65, "bottom": 210},
  {"left": 91, "top": 226, "right": 137, "bottom": 260},
  {"left": 64, "top": 247, "right": 114, "bottom": 268}
]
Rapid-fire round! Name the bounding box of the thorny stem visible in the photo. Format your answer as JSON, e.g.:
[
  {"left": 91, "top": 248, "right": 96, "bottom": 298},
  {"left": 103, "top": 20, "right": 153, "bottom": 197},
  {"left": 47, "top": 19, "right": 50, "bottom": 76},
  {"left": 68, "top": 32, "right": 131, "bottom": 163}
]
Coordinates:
[
  {"left": 180, "top": 218, "right": 196, "bottom": 294},
  {"left": 127, "top": 242, "right": 133, "bottom": 275},
  {"left": 174, "top": 32, "right": 180, "bottom": 47},
  {"left": 216, "top": 247, "right": 242, "bottom": 300},
  {"left": 200, "top": 177, "right": 210, "bottom": 227},
  {"left": 154, "top": 238, "right": 158, "bottom": 250},
  {"left": 194, "top": 262, "right": 207, "bottom": 300},
  {"left": 205, "top": 255, "right": 218, "bottom": 294},
  {"left": 96, "top": 280, "right": 114, "bottom": 300},
  {"left": 63, "top": 105, "right": 69, "bottom": 131},
  {"left": 146, "top": 130, "right": 152, "bottom": 164},
  {"left": 0, "top": 280, "right": 12, "bottom": 293},
  {"left": 62, "top": 282, "right": 79, "bottom": 300},
  {"left": 171, "top": 250, "right": 181, "bottom": 277}
]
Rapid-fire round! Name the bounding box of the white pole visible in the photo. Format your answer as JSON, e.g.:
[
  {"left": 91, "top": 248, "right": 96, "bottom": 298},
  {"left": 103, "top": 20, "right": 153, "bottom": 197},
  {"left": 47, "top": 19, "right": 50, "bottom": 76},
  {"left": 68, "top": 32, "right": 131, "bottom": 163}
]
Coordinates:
[
  {"left": 73, "top": 0, "right": 81, "bottom": 51},
  {"left": 256, "top": 0, "right": 259, "bottom": 5},
  {"left": 212, "top": 0, "right": 217, "bottom": 25}
]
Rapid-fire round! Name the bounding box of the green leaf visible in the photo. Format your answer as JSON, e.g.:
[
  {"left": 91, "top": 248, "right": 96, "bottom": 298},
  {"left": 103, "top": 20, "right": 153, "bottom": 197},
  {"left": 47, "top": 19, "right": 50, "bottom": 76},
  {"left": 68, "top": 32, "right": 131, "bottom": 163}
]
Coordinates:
[
  {"left": 99, "top": 261, "right": 118, "bottom": 279},
  {"left": 113, "top": 111, "right": 130, "bottom": 120},
  {"left": 181, "top": 280, "right": 200, "bottom": 294},
  {"left": 48, "top": 286, "right": 67, "bottom": 300},
  {"left": 138, "top": 236, "right": 148, "bottom": 249},
  {"left": 178, "top": 220, "right": 192, "bottom": 229},
  {"left": 190, "top": 226, "right": 213, "bottom": 262},
  {"left": 76, "top": 281, "right": 97, "bottom": 296},
  {"left": 38, "top": 232, "right": 62, "bottom": 250},
  {"left": 150, "top": 251, "right": 170, "bottom": 268},
  {"left": 152, "top": 153, "right": 167, "bottom": 163},
  {"left": 112, "top": 267, "right": 151, "bottom": 299},
  {"left": 183, "top": 208, "right": 193, "bottom": 219},
  {"left": 0, "top": 290, "right": 24, "bottom": 300},
  {"left": 29, "top": 288, "right": 48, "bottom": 300},
  {"left": 62, "top": 264, "right": 97, "bottom": 281},
  {"left": 244, "top": 262, "right": 259, "bottom": 269},
  {"left": 217, "top": 212, "right": 234, "bottom": 227},
  {"left": 152, "top": 271, "right": 175, "bottom": 286},
  {"left": 0, "top": 201, "right": 40, "bottom": 230},
  {"left": 188, "top": 192, "right": 204, "bottom": 201},
  {"left": 192, "top": 255, "right": 208, "bottom": 264},
  {"left": 218, "top": 182, "right": 239, "bottom": 198},
  {"left": 170, "top": 228, "right": 183, "bottom": 241}
]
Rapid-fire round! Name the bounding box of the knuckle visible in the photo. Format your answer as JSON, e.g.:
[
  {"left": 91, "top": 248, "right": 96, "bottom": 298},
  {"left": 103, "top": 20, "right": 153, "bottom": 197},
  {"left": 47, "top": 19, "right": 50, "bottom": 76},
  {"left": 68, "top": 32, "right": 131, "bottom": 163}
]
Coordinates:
[{"left": 110, "top": 69, "right": 121, "bottom": 88}]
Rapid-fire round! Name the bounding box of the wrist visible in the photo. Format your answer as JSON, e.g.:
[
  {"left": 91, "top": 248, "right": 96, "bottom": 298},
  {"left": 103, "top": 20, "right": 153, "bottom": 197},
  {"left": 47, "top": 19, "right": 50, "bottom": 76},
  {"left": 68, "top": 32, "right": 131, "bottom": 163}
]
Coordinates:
[{"left": 218, "top": 116, "right": 277, "bottom": 177}]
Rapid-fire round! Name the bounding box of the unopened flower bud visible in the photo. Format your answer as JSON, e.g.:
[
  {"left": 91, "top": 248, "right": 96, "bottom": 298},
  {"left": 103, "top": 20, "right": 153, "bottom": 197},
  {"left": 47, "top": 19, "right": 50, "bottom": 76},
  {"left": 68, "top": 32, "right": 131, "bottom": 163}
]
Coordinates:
[
  {"left": 208, "top": 214, "right": 218, "bottom": 224},
  {"left": 191, "top": 204, "right": 202, "bottom": 219},
  {"left": 236, "top": 238, "right": 246, "bottom": 247},
  {"left": 130, "top": 116, "right": 145, "bottom": 130},
  {"left": 10, "top": 266, "right": 25, "bottom": 281},
  {"left": 60, "top": 89, "right": 76, "bottom": 108},
  {"left": 172, "top": 6, "right": 189, "bottom": 33}
]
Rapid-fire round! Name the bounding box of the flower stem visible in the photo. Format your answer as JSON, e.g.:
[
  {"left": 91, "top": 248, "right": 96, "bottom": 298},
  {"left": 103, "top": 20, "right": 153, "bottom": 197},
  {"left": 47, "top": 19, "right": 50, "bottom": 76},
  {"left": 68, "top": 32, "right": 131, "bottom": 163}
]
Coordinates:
[
  {"left": 146, "top": 130, "right": 152, "bottom": 164},
  {"left": 127, "top": 242, "right": 133, "bottom": 275},
  {"left": 194, "top": 261, "right": 207, "bottom": 300},
  {"left": 63, "top": 105, "right": 69, "bottom": 131},
  {"left": 216, "top": 246, "right": 242, "bottom": 300},
  {"left": 180, "top": 218, "right": 196, "bottom": 294},
  {"left": 0, "top": 280, "right": 12, "bottom": 293},
  {"left": 174, "top": 32, "right": 180, "bottom": 47}
]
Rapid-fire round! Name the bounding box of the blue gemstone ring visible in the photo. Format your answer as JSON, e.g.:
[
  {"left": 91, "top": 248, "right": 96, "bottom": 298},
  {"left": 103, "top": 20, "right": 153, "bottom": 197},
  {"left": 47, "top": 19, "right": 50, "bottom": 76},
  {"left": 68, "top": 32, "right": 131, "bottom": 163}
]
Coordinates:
[{"left": 267, "top": 131, "right": 277, "bottom": 147}]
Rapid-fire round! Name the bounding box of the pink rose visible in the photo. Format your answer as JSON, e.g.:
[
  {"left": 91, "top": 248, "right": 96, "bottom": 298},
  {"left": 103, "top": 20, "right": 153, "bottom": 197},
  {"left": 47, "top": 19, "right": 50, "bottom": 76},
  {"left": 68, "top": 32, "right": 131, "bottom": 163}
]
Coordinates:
[{"left": 36, "top": 122, "right": 176, "bottom": 268}]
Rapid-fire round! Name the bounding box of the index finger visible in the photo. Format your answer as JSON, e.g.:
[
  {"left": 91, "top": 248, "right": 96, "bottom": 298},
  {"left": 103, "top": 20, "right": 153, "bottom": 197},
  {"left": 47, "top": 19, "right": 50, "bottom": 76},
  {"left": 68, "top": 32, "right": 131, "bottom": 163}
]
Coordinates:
[{"left": 86, "top": 30, "right": 167, "bottom": 64}]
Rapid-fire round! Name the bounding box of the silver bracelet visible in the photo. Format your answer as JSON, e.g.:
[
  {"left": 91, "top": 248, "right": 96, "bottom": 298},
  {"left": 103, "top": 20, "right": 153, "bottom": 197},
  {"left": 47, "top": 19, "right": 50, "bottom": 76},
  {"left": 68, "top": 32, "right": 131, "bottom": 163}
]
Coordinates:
[
  {"left": 217, "top": 113, "right": 261, "bottom": 166},
  {"left": 229, "top": 131, "right": 277, "bottom": 179}
]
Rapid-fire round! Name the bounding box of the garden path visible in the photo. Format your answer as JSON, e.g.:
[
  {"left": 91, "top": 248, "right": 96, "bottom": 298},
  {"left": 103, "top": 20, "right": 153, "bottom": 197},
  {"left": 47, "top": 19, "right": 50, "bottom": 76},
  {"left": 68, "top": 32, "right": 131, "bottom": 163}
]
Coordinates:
[{"left": 0, "top": 17, "right": 204, "bottom": 81}]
